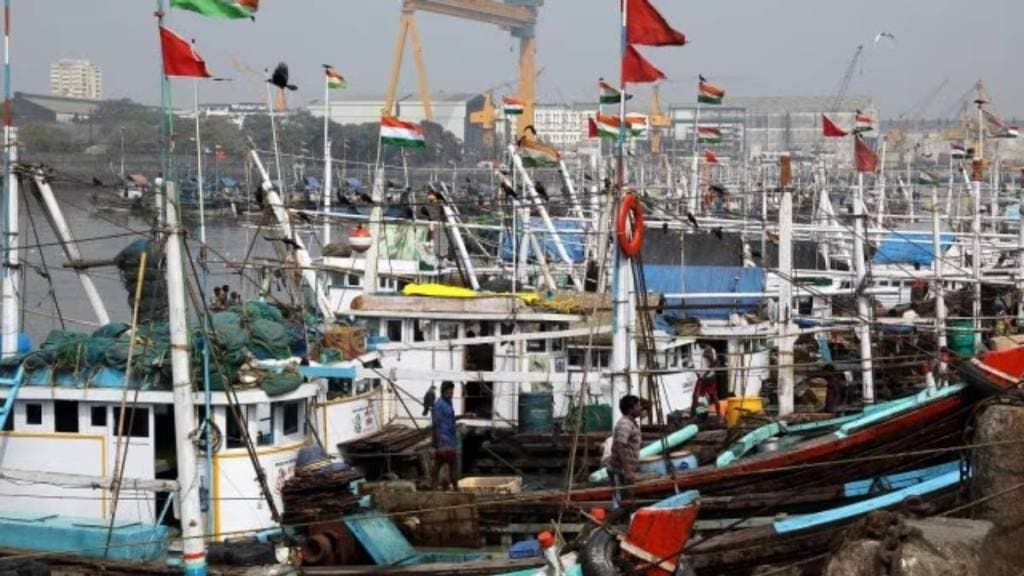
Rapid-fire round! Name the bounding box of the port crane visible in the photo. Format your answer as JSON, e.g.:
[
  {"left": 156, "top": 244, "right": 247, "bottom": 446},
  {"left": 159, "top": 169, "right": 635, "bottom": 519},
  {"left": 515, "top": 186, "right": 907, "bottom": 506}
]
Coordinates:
[{"left": 384, "top": 0, "right": 542, "bottom": 136}]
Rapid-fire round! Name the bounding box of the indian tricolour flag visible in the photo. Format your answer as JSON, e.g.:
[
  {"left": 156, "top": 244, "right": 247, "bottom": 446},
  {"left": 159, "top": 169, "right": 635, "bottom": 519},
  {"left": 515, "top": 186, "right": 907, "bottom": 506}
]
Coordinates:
[
  {"left": 854, "top": 111, "right": 873, "bottom": 134},
  {"left": 380, "top": 116, "right": 426, "bottom": 148},
  {"left": 698, "top": 126, "right": 722, "bottom": 143},
  {"left": 325, "top": 66, "right": 347, "bottom": 90},
  {"left": 518, "top": 139, "right": 561, "bottom": 167},
  {"left": 1002, "top": 125, "right": 1020, "bottom": 139},
  {"left": 625, "top": 113, "right": 649, "bottom": 137},
  {"left": 502, "top": 97, "right": 525, "bottom": 116},
  {"left": 599, "top": 79, "right": 631, "bottom": 104},
  {"left": 951, "top": 143, "right": 967, "bottom": 159},
  {"left": 594, "top": 113, "right": 624, "bottom": 140},
  {"left": 697, "top": 79, "right": 725, "bottom": 105}
]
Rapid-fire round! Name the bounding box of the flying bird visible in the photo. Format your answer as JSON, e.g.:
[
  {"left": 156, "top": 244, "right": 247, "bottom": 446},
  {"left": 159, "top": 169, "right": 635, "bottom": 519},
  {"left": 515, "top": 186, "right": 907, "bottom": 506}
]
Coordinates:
[
  {"left": 874, "top": 32, "right": 896, "bottom": 45},
  {"left": 268, "top": 62, "right": 297, "bottom": 91},
  {"left": 268, "top": 62, "right": 297, "bottom": 111}
]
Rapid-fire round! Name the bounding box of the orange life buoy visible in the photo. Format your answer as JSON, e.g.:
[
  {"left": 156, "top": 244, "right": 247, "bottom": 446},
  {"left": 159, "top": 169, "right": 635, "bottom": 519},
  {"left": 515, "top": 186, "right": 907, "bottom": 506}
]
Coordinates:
[{"left": 616, "top": 193, "right": 645, "bottom": 258}]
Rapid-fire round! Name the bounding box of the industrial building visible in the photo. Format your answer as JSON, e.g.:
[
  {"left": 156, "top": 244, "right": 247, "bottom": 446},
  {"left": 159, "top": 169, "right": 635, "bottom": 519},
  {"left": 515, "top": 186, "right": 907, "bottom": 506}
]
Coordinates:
[
  {"left": 310, "top": 93, "right": 484, "bottom": 143},
  {"left": 668, "top": 95, "right": 879, "bottom": 165}
]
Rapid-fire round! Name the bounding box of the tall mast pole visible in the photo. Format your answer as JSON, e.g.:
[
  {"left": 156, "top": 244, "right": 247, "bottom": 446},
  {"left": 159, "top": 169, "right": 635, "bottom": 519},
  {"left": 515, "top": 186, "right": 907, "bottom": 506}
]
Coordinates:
[
  {"left": 611, "top": 0, "right": 634, "bottom": 422},
  {"left": 0, "top": 0, "right": 15, "bottom": 358},
  {"left": 163, "top": 181, "right": 208, "bottom": 576},
  {"left": 777, "top": 177, "right": 794, "bottom": 415},
  {"left": 854, "top": 173, "right": 875, "bottom": 404},
  {"left": 323, "top": 71, "right": 332, "bottom": 245}
]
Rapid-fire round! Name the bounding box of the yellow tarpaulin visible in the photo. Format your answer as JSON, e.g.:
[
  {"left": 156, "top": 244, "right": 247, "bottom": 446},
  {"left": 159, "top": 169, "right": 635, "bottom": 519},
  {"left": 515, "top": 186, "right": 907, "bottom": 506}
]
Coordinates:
[{"left": 402, "top": 283, "right": 540, "bottom": 304}]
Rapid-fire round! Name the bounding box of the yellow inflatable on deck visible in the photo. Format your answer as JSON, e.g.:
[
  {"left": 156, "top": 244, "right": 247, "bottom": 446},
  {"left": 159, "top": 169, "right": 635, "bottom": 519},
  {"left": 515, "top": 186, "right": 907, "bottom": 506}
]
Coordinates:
[{"left": 402, "top": 283, "right": 539, "bottom": 304}]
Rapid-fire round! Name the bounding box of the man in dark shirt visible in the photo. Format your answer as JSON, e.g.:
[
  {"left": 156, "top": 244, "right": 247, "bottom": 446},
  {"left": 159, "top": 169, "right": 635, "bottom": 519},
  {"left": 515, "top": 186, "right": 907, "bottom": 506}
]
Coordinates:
[
  {"left": 431, "top": 381, "right": 459, "bottom": 491},
  {"left": 608, "top": 394, "right": 647, "bottom": 508}
]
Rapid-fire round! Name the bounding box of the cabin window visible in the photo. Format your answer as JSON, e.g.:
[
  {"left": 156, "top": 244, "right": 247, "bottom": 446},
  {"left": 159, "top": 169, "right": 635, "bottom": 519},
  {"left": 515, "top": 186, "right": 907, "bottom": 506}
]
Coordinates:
[
  {"left": 2, "top": 412, "right": 11, "bottom": 431},
  {"left": 527, "top": 324, "right": 545, "bottom": 352},
  {"left": 91, "top": 406, "right": 107, "bottom": 428},
  {"left": 112, "top": 407, "right": 150, "bottom": 438},
  {"left": 480, "top": 322, "right": 493, "bottom": 337},
  {"left": 54, "top": 401, "right": 79, "bottom": 433},
  {"left": 347, "top": 274, "right": 361, "bottom": 287},
  {"left": 282, "top": 401, "right": 301, "bottom": 436},
  {"left": 256, "top": 404, "right": 274, "bottom": 446},
  {"left": 25, "top": 403, "right": 42, "bottom": 426},
  {"left": 328, "top": 378, "right": 353, "bottom": 398},
  {"left": 595, "top": 349, "right": 611, "bottom": 369},
  {"left": 413, "top": 320, "right": 426, "bottom": 342},
  {"left": 567, "top": 348, "right": 585, "bottom": 368},
  {"left": 225, "top": 406, "right": 247, "bottom": 450},
  {"left": 501, "top": 322, "right": 515, "bottom": 336},
  {"left": 386, "top": 320, "right": 403, "bottom": 343},
  {"left": 330, "top": 272, "right": 345, "bottom": 288},
  {"left": 437, "top": 322, "right": 459, "bottom": 341}
]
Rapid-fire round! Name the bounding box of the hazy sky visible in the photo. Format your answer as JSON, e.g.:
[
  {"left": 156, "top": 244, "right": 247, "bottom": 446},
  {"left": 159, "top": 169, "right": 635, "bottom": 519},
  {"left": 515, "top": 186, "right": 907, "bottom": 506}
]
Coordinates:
[{"left": 12, "top": 0, "right": 1024, "bottom": 118}]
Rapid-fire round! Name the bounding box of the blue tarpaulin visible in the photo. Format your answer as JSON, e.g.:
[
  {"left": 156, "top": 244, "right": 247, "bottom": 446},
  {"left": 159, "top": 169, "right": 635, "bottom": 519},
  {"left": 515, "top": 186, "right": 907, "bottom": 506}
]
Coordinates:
[
  {"left": 871, "top": 232, "right": 955, "bottom": 266},
  {"left": 499, "top": 218, "right": 587, "bottom": 264},
  {"left": 644, "top": 265, "right": 766, "bottom": 320}
]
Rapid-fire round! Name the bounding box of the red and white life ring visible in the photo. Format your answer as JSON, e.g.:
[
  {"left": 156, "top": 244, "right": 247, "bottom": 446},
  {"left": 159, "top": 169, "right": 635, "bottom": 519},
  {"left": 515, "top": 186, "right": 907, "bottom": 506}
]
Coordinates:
[{"left": 616, "top": 193, "right": 645, "bottom": 258}]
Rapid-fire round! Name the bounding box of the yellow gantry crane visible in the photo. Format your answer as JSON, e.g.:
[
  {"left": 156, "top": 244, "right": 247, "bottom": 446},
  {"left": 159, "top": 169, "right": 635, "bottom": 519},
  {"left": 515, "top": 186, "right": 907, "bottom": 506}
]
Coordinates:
[
  {"left": 648, "top": 83, "right": 671, "bottom": 153},
  {"left": 384, "top": 0, "right": 542, "bottom": 135}
]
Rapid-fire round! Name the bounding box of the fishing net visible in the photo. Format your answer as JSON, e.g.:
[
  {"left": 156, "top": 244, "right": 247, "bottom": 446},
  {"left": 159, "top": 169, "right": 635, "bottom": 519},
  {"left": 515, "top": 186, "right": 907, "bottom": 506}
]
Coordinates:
[{"left": 114, "top": 239, "right": 168, "bottom": 320}]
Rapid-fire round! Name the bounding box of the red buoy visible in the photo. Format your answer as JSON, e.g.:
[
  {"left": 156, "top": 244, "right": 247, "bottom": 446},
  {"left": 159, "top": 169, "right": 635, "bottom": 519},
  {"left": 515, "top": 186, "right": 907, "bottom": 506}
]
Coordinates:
[{"left": 349, "top": 226, "right": 372, "bottom": 253}]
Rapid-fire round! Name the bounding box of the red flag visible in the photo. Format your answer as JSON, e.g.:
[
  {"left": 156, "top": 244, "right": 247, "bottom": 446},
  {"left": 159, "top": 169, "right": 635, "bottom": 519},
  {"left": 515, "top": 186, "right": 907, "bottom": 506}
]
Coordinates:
[
  {"left": 159, "top": 26, "right": 212, "bottom": 78},
  {"left": 238, "top": 0, "right": 259, "bottom": 10},
  {"left": 855, "top": 135, "right": 878, "bottom": 173},
  {"left": 588, "top": 117, "right": 599, "bottom": 139},
  {"left": 704, "top": 149, "right": 718, "bottom": 164},
  {"left": 623, "top": 45, "right": 665, "bottom": 84},
  {"left": 626, "top": 0, "right": 686, "bottom": 46},
  {"left": 822, "top": 114, "right": 848, "bottom": 138}
]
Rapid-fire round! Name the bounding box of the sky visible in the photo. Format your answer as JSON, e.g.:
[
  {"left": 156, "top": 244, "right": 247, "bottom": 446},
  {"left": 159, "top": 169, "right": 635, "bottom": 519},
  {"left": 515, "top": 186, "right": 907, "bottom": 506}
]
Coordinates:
[{"left": 12, "top": 0, "right": 1024, "bottom": 118}]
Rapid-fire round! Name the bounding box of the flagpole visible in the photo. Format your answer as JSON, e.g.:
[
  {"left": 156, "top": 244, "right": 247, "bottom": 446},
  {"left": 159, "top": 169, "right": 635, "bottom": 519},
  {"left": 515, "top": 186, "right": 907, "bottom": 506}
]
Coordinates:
[
  {"left": 192, "top": 75, "right": 216, "bottom": 539},
  {"left": 323, "top": 72, "right": 332, "bottom": 245},
  {"left": 266, "top": 81, "right": 283, "bottom": 187},
  {"left": 611, "top": 0, "right": 633, "bottom": 423},
  {"left": 690, "top": 98, "right": 701, "bottom": 214},
  {"left": 194, "top": 78, "right": 206, "bottom": 246}
]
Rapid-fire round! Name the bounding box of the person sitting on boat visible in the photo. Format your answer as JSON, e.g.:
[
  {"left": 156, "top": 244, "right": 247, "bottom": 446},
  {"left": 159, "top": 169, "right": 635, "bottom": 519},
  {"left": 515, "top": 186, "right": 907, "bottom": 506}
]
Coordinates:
[
  {"left": 609, "top": 394, "right": 648, "bottom": 509},
  {"left": 211, "top": 286, "right": 224, "bottom": 311},
  {"left": 431, "top": 381, "right": 459, "bottom": 491},
  {"left": 691, "top": 344, "right": 721, "bottom": 418}
]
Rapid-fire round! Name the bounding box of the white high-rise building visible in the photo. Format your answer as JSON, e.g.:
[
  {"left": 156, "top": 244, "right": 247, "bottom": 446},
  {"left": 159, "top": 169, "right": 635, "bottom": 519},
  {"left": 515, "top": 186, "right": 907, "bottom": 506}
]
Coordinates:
[{"left": 49, "top": 59, "right": 103, "bottom": 100}]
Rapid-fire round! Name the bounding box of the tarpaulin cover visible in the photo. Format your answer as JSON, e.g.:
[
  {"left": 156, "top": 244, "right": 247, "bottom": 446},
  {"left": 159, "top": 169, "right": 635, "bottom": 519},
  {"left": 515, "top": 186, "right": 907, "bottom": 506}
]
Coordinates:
[
  {"left": 644, "top": 265, "right": 765, "bottom": 320},
  {"left": 871, "top": 232, "right": 955, "bottom": 266},
  {"left": 499, "top": 218, "right": 587, "bottom": 264}
]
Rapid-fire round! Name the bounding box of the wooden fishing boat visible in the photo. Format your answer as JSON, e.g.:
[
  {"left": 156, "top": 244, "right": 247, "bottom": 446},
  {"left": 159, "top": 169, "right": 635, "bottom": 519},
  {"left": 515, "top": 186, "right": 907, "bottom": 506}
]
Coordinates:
[
  {"left": 683, "top": 461, "right": 964, "bottom": 574},
  {"left": 959, "top": 345, "right": 1024, "bottom": 395},
  {"left": 558, "top": 383, "right": 979, "bottom": 504}
]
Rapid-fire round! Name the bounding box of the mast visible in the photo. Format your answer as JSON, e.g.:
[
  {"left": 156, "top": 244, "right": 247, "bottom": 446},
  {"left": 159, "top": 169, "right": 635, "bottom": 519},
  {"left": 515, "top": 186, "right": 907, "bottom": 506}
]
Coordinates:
[
  {"left": 323, "top": 72, "right": 332, "bottom": 245},
  {"left": 1, "top": 132, "right": 15, "bottom": 357},
  {"left": 610, "top": 0, "right": 635, "bottom": 422},
  {"left": 931, "top": 184, "right": 947, "bottom": 383},
  {"left": 29, "top": 171, "right": 110, "bottom": 325},
  {"left": 777, "top": 180, "right": 794, "bottom": 415},
  {"left": 853, "top": 173, "right": 875, "bottom": 403},
  {"left": 972, "top": 91, "right": 984, "bottom": 347},
  {"left": 163, "top": 180, "right": 208, "bottom": 576},
  {"left": 0, "top": 0, "right": 16, "bottom": 358}
]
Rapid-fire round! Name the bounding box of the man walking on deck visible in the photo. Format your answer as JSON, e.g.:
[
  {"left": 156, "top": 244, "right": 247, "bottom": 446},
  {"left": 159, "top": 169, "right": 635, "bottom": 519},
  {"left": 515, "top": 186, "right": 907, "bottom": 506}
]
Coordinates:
[
  {"left": 431, "top": 381, "right": 459, "bottom": 491},
  {"left": 609, "top": 395, "right": 647, "bottom": 508}
]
